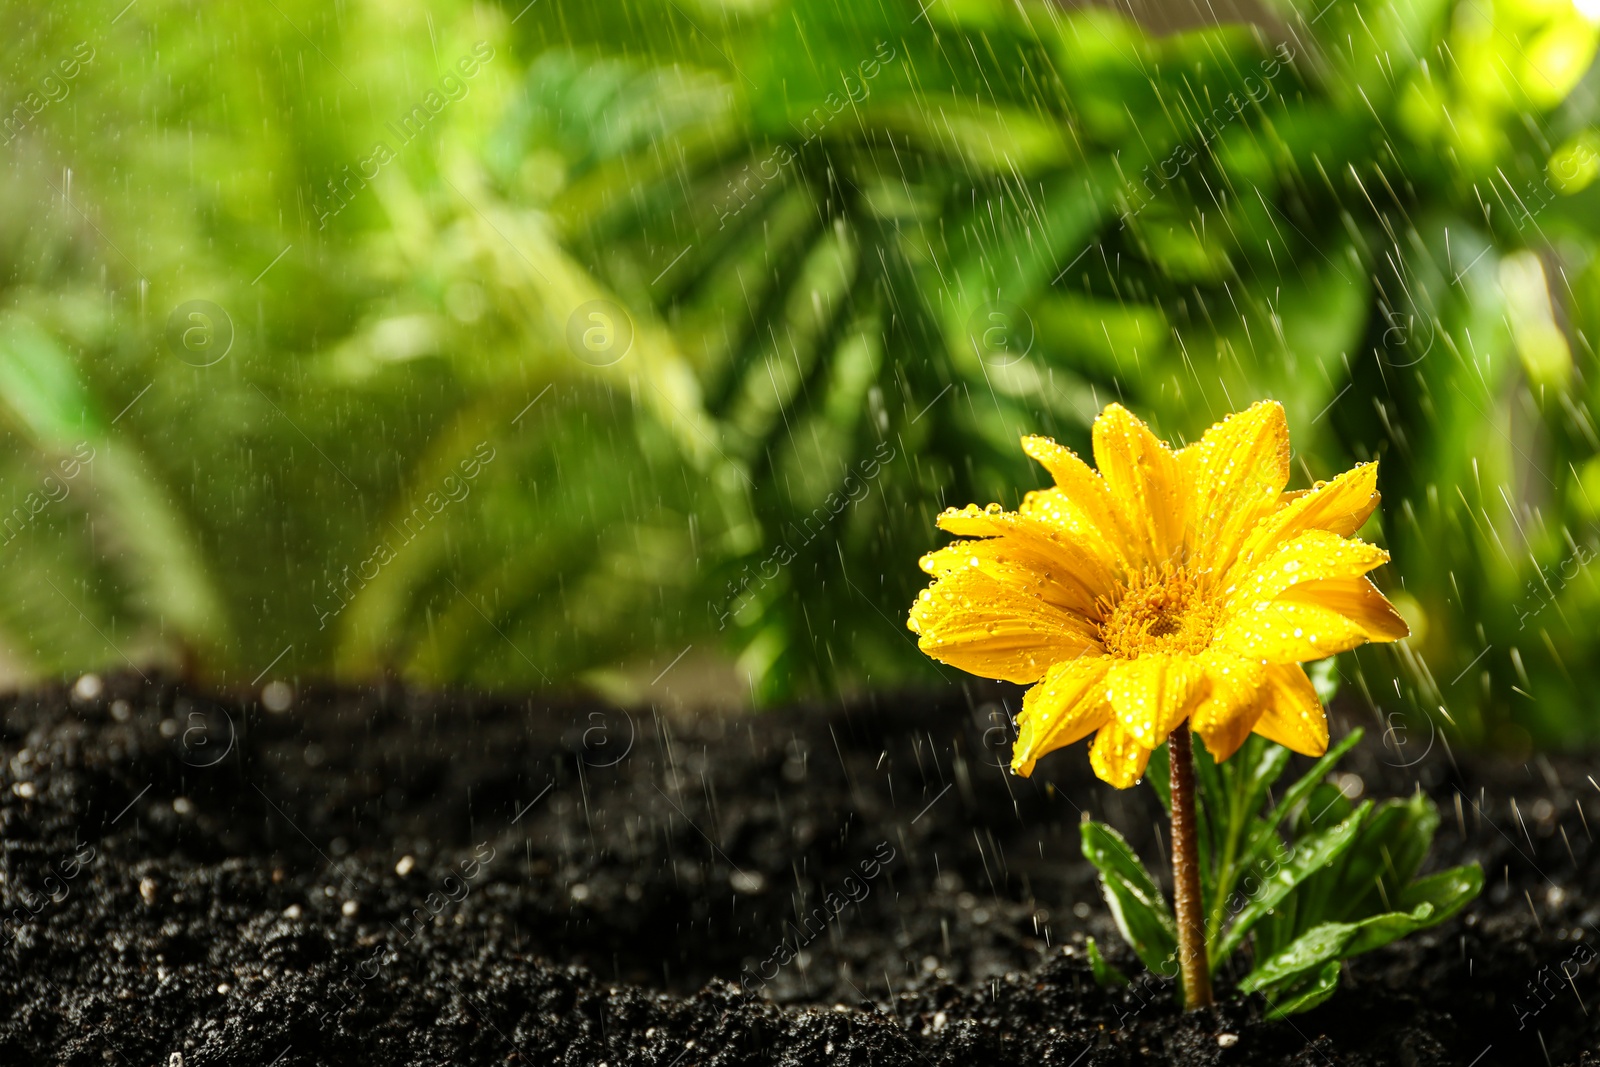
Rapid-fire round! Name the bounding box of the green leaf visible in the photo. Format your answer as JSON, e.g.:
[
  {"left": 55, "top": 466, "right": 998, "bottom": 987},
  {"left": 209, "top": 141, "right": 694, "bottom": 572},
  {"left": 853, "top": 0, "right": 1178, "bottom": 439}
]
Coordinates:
[
  {"left": 1240, "top": 904, "right": 1436, "bottom": 994},
  {"left": 1146, "top": 742, "right": 1172, "bottom": 812},
  {"left": 1190, "top": 734, "right": 1287, "bottom": 933},
  {"left": 1189, "top": 734, "right": 1225, "bottom": 901},
  {"left": 1305, "top": 657, "right": 1341, "bottom": 705},
  {"left": 1245, "top": 729, "right": 1363, "bottom": 867},
  {"left": 1295, "top": 781, "right": 1355, "bottom": 837},
  {"left": 1307, "top": 793, "right": 1441, "bottom": 926},
  {"left": 1232, "top": 732, "right": 1362, "bottom": 946},
  {"left": 0, "top": 314, "right": 232, "bottom": 660},
  {"left": 1079, "top": 820, "right": 1178, "bottom": 975},
  {"left": 1271, "top": 729, "right": 1364, "bottom": 824},
  {"left": 1376, "top": 794, "right": 1443, "bottom": 893},
  {"left": 1398, "top": 864, "right": 1484, "bottom": 922},
  {"left": 1236, "top": 737, "right": 1293, "bottom": 832},
  {"left": 1343, "top": 905, "right": 1441, "bottom": 956},
  {"left": 1240, "top": 919, "right": 1360, "bottom": 993},
  {"left": 1190, "top": 732, "right": 1227, "bottom": 824},
  {"left": 1266, "top": 960, "right": 1342, "bottom": 1016},
  {"left": 1086, "top": 936, "right": 1130, "bottom": 987},
  {"left": 1214, "top": 801, "right": 1372, "bottom": 962},
  {"left": 0, "top": 316, "right": 104, "bottom": 445}
]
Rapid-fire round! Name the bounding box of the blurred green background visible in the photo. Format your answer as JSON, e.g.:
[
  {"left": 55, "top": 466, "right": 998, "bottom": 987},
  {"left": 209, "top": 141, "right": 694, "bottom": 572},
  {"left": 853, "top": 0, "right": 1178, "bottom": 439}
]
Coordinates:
[{"left": 2, "top": 0, "right": 1598, "bottom": 752}]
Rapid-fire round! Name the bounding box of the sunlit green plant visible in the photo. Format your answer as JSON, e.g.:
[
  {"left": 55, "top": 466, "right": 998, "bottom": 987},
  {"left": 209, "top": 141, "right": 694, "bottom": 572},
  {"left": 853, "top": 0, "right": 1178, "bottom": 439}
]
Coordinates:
[
  {"left": 1081, "top": 727, "right": 1483, "bottom": 1013},
  {"left": 907, "top": 396, "right": 1479, "bottom": 1009}
]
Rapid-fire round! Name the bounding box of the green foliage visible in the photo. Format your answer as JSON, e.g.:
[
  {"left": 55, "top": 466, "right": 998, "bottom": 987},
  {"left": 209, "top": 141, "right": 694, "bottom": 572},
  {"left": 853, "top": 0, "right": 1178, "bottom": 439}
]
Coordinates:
[
  {"left": 0, "top": 0, "right": 1598, "bottom": 744},
  {"left": 1085, "top": 935, "right": 1130, "bottom": 987},
  {"left": 1079, "top": 728, "right": 1482, "bottom": 1013},
  {"left": 1080, "top": 820, "right": 1179, "bottom": 974}
]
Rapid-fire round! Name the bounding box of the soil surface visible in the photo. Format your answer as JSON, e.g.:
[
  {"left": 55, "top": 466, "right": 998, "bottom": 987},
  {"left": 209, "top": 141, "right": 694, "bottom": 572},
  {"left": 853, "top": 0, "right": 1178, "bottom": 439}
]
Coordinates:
[{"left": 0, "top": 674, "right": 1594, "bottom": 1065}]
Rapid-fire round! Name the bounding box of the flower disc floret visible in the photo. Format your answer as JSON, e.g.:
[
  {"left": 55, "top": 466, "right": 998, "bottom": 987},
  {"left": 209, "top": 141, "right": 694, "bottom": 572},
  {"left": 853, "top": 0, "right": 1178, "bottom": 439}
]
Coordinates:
[{"left": 1100, "top": 568, "right": 1223, "bottom": 658}]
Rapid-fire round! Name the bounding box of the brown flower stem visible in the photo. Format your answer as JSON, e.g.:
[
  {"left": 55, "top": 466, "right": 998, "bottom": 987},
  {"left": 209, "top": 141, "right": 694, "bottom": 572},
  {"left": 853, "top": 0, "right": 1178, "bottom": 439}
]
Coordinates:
[{"left": 1168, "top": 723, "right": 1213, "bottom": 1010}]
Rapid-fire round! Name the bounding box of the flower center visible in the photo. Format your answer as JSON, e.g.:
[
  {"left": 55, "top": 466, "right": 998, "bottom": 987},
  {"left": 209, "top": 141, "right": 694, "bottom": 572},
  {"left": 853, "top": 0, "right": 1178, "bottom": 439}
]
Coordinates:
[{"left": 1099, "top": 567, "right": 1221, "bottom": 658}]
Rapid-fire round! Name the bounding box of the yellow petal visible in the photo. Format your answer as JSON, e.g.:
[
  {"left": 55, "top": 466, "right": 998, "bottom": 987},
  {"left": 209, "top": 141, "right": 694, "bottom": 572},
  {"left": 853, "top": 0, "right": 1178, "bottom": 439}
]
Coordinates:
[
  {"left": 1011, "top": 655, "right": 1113, "bottom": 776},
  {"left": 1236, "top": 462, "right": 1380, "bottom": 576},
  {"left": 1017, "top": 487, "right": 1129, "bottom": 578},
  {"left": 1176, "top": 401, "right": 1290, "bottom": 575},
  {"left": 924, "top": 506, "right": 1115, "bottom": 616},
  {"left": 1215, "top": 600, "right": 1377, "bottom": 662},
  {"left": 1020, "top": 436, "right": 1135, "bottom": 571},
  {"left": 1189, "top": 651, "right": 1268, "bottom": 762},
  {"left": 919, "top": 541, "right": 1101, "bottom": 616},
  {"left": 1253, "top": 663, "right": 1329, "bottom": 755},
  {"left": 1105, "top": 652, "right": 1210, "bottom": 750},
  {"left": 1091, "top": 404, "right": 1185, "bottom": 570},
  {"left": 909, "top": 567, "right": 1103, "bottom": 683},
  {"left": 1227, "top": 531, "right": 1390, "bottom": 611},
  {"left": 1090, "top": 721, "right": 1153, "bottom": 789},
  {"left": 1278, "top": 576, "right": 1410, "bottom": 640}
]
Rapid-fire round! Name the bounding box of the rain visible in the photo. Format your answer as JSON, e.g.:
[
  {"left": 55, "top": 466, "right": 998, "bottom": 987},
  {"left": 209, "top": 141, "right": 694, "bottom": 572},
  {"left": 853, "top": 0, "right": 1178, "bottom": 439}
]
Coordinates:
[{"left": 0, "top": 0, "right": 1597, "bottom": 1063}]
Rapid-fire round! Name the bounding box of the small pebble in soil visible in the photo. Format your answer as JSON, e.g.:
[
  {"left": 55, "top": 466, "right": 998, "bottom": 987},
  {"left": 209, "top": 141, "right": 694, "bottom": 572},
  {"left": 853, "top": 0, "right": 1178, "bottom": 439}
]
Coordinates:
[
  {"left": 138, "top": 878, "right": 158, "bottom": 905},
  {"left": 395, "top": 855, "right": 415, "bottom": 877},
  {"left": 341, "top": 901, "right": 359, "bottom": 917},
  {"left": 71, "top": 674, "right": 103, "bottom": 702},
  {"left": 1218, "top": 1033, "right": 1239, "bottom": 1048}
]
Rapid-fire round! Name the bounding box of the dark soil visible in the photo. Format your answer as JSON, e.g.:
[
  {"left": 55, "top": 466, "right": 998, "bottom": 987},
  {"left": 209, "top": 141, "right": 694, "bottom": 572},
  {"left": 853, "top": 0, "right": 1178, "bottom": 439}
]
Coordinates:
[{"left": 0, "top": 674, "right": 1594, "bottom": 1065}]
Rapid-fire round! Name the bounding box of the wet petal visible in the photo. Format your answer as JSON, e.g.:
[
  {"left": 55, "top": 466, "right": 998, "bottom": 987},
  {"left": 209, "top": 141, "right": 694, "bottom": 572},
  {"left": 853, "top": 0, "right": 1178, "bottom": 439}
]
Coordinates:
[
  {"left": 1215, "top": 600, "right": 1377, "bottom": 663},
  {"left": 909, "top": 567, "right": 1103, "bottom": 683},
  {"left": 926, "top": 504, "right": 1116, "bottom": 615},
  {"left": 1235, "top": 462, "right": 1380, "bottom": 579},
  {"left": 1089, "top": 720, "right": 1154, "bottom": 788},
  {"left": 1011, "top": 655, "right": 1113, "bottom": 776},
  {"left": 1227, "top": 530, "right": 1390, "bottom": 611},
  {"left": 1190, "top": 650, "right": 1268, "bottom": 761},
  {"left": 1092, "top": 404, "right": 1186, "bottom": 570},
  {"left": 1252, "top": 663, "right": 1330, "bottom": 756},
  {"left": 1176, "top": 401, "right": 1290, "bottom": 575},
  {"left": 1020, "top": 435, "right": 1136, "bottom": 572},
  {"left": 1276, "top": 576, "right": 1410, "bottom": 640},
  {"left": 1106, "top": 652, "right": 1210, "bottom": 750}
]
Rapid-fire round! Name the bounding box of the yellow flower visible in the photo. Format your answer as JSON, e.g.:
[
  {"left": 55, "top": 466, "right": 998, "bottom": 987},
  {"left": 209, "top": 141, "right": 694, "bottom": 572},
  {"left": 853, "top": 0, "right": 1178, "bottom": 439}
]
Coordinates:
[{"left": 907, "top": 401, "right": 1408, "bottom": 788}]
